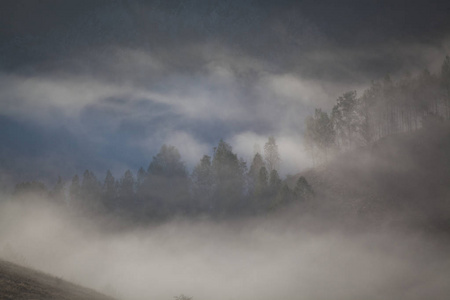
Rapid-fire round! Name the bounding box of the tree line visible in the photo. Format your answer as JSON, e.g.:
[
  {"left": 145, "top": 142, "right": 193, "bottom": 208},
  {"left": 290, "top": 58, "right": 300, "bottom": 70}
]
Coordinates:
[
  {"left": 305, "top": 56, "right": 450, "bottom": 164},
  {"left": 14, "top": 137, "right": 313, "bottom": 220}
]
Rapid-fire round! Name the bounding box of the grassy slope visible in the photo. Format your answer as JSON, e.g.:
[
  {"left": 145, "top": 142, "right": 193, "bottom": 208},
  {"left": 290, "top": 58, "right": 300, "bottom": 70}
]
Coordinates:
[{"left": 0, "top": 259, "right": 115, "bottom": 300}]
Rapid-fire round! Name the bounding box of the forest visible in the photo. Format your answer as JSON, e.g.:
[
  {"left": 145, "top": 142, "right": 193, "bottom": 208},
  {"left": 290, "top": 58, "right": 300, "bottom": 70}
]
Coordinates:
[
  {"left": 3, "top": 2, "right": 450, "bottom": 300},
  {"left": 304, "top": 56, "right": 450, "bottom": 164},
  {"left": 12, "top": 56, "right": 450, "bottom": 223},
  {"left": 13, "top": 136, "right": 314, "bottom": 220}
]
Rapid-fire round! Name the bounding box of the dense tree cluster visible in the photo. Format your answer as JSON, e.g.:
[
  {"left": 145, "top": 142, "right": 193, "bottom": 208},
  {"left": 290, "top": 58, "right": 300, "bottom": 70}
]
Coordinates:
[
  {"left": 15, "top": 56, "right": 450, "bottom": 220},
  {"left": 305, "top": 56, "right": 450, "bottom": 163},
  {"left": 14, "top": 137, "right": 313, "bottom": 220}
]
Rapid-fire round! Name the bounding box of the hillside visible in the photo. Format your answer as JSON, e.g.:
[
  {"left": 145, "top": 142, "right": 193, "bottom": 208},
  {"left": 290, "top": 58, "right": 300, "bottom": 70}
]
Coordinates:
[
  {"left": 0, "top": 259, "right": 115, "bottom": 300},
  {"left": 295, "top": 122, "right": 450, "bottom": 227}
]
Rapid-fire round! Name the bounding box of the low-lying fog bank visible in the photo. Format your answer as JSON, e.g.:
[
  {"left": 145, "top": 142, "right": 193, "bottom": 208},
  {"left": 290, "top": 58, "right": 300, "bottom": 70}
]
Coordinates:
[{"left": 1, "top": 196, "right": 450, "bottom": 300}]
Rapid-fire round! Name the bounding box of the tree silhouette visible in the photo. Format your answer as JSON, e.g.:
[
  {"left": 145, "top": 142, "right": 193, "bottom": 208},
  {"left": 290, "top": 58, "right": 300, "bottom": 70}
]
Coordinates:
[
  {"left": 103, "top": 170, "right": 117, "bottom": 211},
  {"left": 212, "top": 140, "right": 245, "bottom": 214},
  {"left": 118, "top": 170, "right": 135, "bottom": 212},
  {"left": 191, "top": 155, "right": 214, "bottom": 212},
  {"left": 305, "top": 108, "right": 335, "bottom": 164},
  {"left": 50, "top": 175, "right": 65, "bottom": 203},
  {"left": 148, "top": 145, "right": 187, "bottom": 178},
  {"left": 264, "top": 136, "right": 280, "bottom": 173},
  {"left": 145, "top": 145, "right": 189, "bottom": 217},
  {"left": 69, "top": 175, "right": 80, "bottom": 205},
  {"left": 294, "top": 176, "right": 314, "bottom": 201}
]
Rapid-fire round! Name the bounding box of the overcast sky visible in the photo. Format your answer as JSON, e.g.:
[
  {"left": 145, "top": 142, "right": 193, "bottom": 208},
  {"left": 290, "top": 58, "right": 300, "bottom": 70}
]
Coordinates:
[{"left": 1, "top": 0, "right": 450, "bottom": 182}]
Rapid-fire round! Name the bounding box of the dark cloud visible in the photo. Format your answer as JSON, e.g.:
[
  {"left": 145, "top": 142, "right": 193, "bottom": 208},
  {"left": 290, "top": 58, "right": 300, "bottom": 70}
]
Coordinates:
[
  {"left": 1, "top": 0, "right": 449, "bottom": 88},
  {"left": 1, "top": 0, "right": 450, "bottom": 180}
]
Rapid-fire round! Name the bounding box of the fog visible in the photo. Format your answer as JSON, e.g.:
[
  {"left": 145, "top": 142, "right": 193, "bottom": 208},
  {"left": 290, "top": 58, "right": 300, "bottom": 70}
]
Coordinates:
[
  {"left": 1, "top": 194, "right": 449, "bottom": 300},
  {"left": 2, "top": 2, "right": 450, "bottom": 299}
]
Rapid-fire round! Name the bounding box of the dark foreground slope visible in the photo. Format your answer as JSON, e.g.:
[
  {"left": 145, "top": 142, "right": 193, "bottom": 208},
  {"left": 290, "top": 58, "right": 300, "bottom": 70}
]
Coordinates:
[
  {"left": 295, "top": 122, "right": 450, "bottom": 229},
  {"left": 0, "top": 259, "right": 115, "bottom": 300}
]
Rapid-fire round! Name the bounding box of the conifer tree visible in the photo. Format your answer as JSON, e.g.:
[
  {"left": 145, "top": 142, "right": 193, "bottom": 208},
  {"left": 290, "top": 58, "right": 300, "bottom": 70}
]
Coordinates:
[
  {"left": 147, "top": 145, "right": 189, "bottom": 216},
  {"left": 103, "top": 170, "right": 117, "bottom": 211},
  {"left": 255, "top": 167, "right": 268, "bottom": 197},
  {"left": 249, "top": 153, "right": 265, "bottom": 182},
  {"left": 69, "top": 175, "right": 80, "bottom": 206},
  {"left": 264, "top": 136, "right": 280, "bottom": 173},
  {"left": 50, "top": 175, "right": 65, "bottom": 203},
  {"left": 212, "top": 140, "right": 245, "bottom": 214},
  {"left": 191, "top": 155, "right": 214, "bottom": 212},
  {"left": 269, "top": 169, "right": 282, "bottom": 195},
  {"left": 294, "top": 176, "right": 314, "bottom": 201}
]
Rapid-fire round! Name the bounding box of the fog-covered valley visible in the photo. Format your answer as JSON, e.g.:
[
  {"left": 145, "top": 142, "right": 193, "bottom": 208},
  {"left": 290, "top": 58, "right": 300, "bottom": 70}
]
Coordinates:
[
  {"left": 2, "top": 195, "right": 450, "bottom": 300},
  {"left": 2, "top": 1, "right": 450, "bottom": 299},
  {"left": 2, "top": 121, "right": 450, "bottom": 300}
]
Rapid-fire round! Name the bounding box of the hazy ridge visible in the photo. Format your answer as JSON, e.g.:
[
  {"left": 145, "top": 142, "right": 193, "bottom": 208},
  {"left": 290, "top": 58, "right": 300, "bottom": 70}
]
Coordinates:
[{"left": 293, "top": 121, "right": 450, "bottom": 230}]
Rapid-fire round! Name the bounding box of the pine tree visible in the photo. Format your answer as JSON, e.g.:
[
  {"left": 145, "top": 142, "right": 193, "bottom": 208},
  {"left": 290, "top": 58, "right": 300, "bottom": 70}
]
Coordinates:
[
  {"left": 81, "top": 170, "right": 101, "bottom": 199},
  {"left": 147, "top": 145, "right": 189, "bottom": 217},
  {"left": 50, "top": 175, "right": 65, "bottom": 203},
  {"left": 294, "top": 176, "right": 314, "bottom": 201},
  {"left": 264, "top": 136, "right": 280, "bottom": 173},
  {"left": 103, "top": 170, "right": 117, "bottom": 211},
  {"left": 305, "top": 109, "right": 335, "bottom": 163},
  {"left": 69, "top": 175, "right": 80, "bottom": 206},
  {"left": 248, "top": 153, "right": 265, "bottom": 182},
  {"left": 136, "top": 167, "right": 147, "bottom": 188},
  {"left": 79, "top": 170, "right": 101, "bottom": 212},
  {"left": 269, "top": 169, "right": 282, "bottom": 195},
  {"left": 191, "top": 155, "right": 214, "bottom": 212},
  {"left": 148, "top": 145, "right": 187, "bottom": 178},
  {"left": 118, "top": 170, "right": 135, "bottom": 212},
  {"left": 273, "top": 184, "right": 293, "bottom": 208},
  {"left": 331, "top": 91, "right": 359, "bottom": 149},
  {"left": 255, "top": 166, "right": 268, "bottom": 197},
  {"left": 212, "top": 140, "right": 245, "bottom": 214}
]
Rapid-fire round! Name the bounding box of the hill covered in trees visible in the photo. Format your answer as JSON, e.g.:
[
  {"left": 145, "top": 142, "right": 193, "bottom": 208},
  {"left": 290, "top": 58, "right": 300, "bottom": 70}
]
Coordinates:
[
  {"left": 13, "top": 137, "right": 313, "bottom": 222},
  {"left": 11, "top": 56, "right": 450, "bottom": 225},
  {"left": 304, "top": 56, "right": 450, "bottom": 164},
  {"left": 292, "top": 121, "right": 450, "bottom": 231}
]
